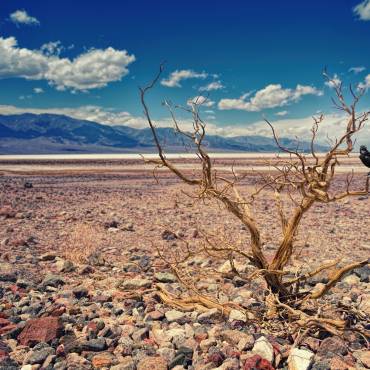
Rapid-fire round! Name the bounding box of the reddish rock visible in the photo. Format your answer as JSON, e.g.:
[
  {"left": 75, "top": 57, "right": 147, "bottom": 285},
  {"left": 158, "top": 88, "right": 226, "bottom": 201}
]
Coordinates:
[
  {"left": 318, "top": 336, "right": 348, "bottom": 356},
  {"left": 0, "top": 318, "right": 11, "bottom": 328},
  {"left": 137, "top": 356, "right": 168, "bottom": 370},
  {"left": 0, "top": 206, "right": 16, "bottom": 218},
  {"left": 0, "top": 324, "right": 17, "bottom": 335},
  {"left": 329, "top": 355, "right": 354, "bottom": 370},
  {"left": 10, "top": 238, "right": 28, "bottom": 247},
  {"left": 243, "top": 354, "right": 275, "bottom": 370},
  {"left": 18, "top": 317, "right": 63, "bottom": 346},
  {"left": 91, "top": 352, "right": 117, "bottom": 368}
]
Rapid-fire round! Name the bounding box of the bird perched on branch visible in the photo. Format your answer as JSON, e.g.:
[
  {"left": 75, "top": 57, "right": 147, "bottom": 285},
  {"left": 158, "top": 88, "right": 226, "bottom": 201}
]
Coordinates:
[{"left": 359, "top": 145, "right": 370, "bottom": 174}]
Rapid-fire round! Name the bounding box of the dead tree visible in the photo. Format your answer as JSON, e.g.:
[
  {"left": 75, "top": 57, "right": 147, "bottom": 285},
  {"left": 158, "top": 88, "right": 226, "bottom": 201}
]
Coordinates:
[{"left": 140, "top": 65, "right": 370, "bottom": 335}]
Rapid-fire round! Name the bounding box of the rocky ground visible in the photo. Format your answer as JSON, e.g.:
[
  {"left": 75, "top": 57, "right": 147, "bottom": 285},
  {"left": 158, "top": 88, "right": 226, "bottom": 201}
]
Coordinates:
[{"left": 0, "top": 158, "right": 369, "bottom": 370}]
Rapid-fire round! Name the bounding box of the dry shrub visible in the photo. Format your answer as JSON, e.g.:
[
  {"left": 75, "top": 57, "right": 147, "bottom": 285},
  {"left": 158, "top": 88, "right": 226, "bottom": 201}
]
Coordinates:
[
  {"left": 63, "top": 223, "right": 103, "bottom": 264},
  {"left": 140, "top": 65, "right": 370, "bottom": 336}
]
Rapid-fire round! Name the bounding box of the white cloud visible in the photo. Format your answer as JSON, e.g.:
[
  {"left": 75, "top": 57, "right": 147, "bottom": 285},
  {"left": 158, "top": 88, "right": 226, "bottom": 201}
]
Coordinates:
[
  {"left": 359, "top": 74, "right": 370, "bottom": 89},
  {"left": 353, "top": 0, "right": 370, "bottom": 20},
  {"left": 324, "top": 73, "right": 341, "bottom": 88},
  {"left": 199, "top": 81, "right": 224, "bottom": 91},
  {"left": 187, "top": 95, "right": 215, "bottom": 107},
  {"left": 218, "top": 84, "right": 322, "bottom": 112},
  {"left": 33, "top": 88, "right": 44, "bottom": 94},
  {"left": 349, "top": 66, "right": 366, "bottom": 74},
  {"left": 276, "top": 110, "right": 288, "bottom": 116},
  {"left": 10, "top": 10, "right": 40, "bottom": 26},
  {"left": 161, "top": 69, "right": 207, "bottom": 87},
  {"left": 0, "top": 36, "right": 135, "bottom": 91},
  {"left": 40, "top": 41, "right": 64, "bottom": 56}
]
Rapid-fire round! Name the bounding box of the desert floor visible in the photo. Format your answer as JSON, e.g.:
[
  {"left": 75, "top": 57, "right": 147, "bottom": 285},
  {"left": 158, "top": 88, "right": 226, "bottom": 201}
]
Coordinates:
[{"left": 0, "top": 155, "right": 369, "bottom": 369}]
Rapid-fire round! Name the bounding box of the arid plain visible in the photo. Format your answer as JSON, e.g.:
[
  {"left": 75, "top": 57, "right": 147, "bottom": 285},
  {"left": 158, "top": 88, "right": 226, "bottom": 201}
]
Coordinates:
[{"left": 0, "top": 154, "right": 369, "bottom": 369}]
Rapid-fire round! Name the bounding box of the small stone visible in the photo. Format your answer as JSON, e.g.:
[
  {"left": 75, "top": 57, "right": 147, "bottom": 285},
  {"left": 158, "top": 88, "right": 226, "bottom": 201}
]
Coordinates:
[
  {"left": 81, "top": 338, "right": 107, "bottom": 352},
  {"left": 198, "top": 308, "right": 221, "bottom": 324},
  {"left": 243, "top": 354, "right": 274, "bottom": 370},
  {"left": 0, "top": 263, "right": 17, "bottom": 282},
  {"left": 18, "top": 317, "right": 63, "bottom": 346},
  {"left": 40, "top": 253, "right": 57, "bottom": 261},
  {"left": 354, "top": 265, "right": 370, "bottom": 283},
  {"left": 72, "top": 286, "right": 89, "bottom": 299},
  {"left": 91, "top": 352, "right": 117, "bottom": 368},
  {"left": 161, "top": 230, "right": 177, "bottom": 240},
  {"left": 288, "top": 348, "right": 314, "bottom": 370},
  {"left": 132, "top": 327, "right": 149, "bottom": 342},
  {"left": 200, "top": 338, "right": 217, "bottom": 352},
  {"left": 120, "top": 279, "right": 152, "bottom": 290},
  {"left": 342, "top": 274, "right": 360, "bottom": 286},
  {"left": 229, "top": 309, "right": 248, "bottom": 322},
  {"left": 221, "top": 330, "right": 251, "bottom": 346},
  {"left": 317, "top": 336, "right": 347, "bottom": 357},
  {"left": 111, "top": 356, "right": 135, "bottom": 370},
  {"left": 165, "top": 310, "right": 186, "bottom": 323},
  {"left": 40, "top": 274, "right": 65, "bottom": 289},
  {"left": 25, "top": 343, "right": 54, "bottom": 365},
  {"left": 137, "top": 356, "right": 168, "bottom": 370},
  {"left": 237, "top": 335, "right": 255, "bottom": 351},
  {"left": 154, "top": 272, "right": 177, "bottom": 283},
  {"left": 252, "top": 336, "right": 274, "bottom": 363},
  {"left": 145, "top": 310, "right": 164, "bottom": 321}
]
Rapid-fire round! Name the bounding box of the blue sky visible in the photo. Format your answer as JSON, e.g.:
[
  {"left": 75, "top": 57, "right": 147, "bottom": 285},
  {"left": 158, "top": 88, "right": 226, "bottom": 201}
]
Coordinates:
[{"left": 0, "top": 0, "right": 370, "bottom": 140}]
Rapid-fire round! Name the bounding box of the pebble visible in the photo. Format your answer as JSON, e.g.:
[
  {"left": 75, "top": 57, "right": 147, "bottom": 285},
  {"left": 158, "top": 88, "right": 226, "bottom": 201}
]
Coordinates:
[
  {"left": 288, "top": 348, "right": 314, "bottom": 370},
  {"left": 252, "top": 336, "right": 274, "bottom": 363}
]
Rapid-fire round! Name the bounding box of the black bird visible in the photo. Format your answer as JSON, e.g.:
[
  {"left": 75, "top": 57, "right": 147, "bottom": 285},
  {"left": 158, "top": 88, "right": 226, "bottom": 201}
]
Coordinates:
[{"left": 359, "top": 145, "right": 370, "bottom": 174}]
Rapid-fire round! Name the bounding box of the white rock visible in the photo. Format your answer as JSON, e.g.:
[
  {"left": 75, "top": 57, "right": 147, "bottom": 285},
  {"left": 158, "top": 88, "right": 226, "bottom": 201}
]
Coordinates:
[
  {"left": 252, "top": 336, "right": 274, "bottom": 363},
  {"left": 218, "top": 260, "right": 246, "bottom": 273},
  {"left": 229, "top": 309, "right": 248, "bottom": 322},
  {"left": 165, "top": 310, "right": 186, "bottom": 323},
  {"left": 288, "top": 348, "right": 314, "bottom": 370}
]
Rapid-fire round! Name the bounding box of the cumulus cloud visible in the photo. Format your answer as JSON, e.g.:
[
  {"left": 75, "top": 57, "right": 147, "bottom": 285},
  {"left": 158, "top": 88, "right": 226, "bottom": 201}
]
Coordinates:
[
  {"left": 187, "top": 95, "right": 215, "bottom": 107},
  {"left": 0, "top": 36, "right": 135, "bottom": 91},
  {"left": 218, "top": 84, "right": 322, "bottom": 111},
  {"left": 324, "top": 73, "right": 342, "bottom": 88},
  {"left": 10, "top": 10, "right": 40, "bottom": 25},
  {"left": 199, "top": 81, "right": 224, "bottom": 91},
  {"left": 33, "top": 88, "right": 44, "bottom": 94},
  {"left": 353, "top": 0, "right": 370, "bottom": 20},
  {"left": 161, "top": 69, "right": 207, "bottom": 87},
  {"left": 40, "top": 41, "right": 64, "bottom": 56},
  {"left": 358, "top": 74, "right": 370, "bottom": 89},
  {"left": 349, "top": 66, "right": 366, "bottom": 74}
]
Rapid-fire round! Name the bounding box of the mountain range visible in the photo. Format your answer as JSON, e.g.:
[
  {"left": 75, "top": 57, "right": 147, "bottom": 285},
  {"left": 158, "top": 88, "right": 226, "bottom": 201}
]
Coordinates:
[{"left": 0, "top": 113, "right": 326, "bottom": 154}]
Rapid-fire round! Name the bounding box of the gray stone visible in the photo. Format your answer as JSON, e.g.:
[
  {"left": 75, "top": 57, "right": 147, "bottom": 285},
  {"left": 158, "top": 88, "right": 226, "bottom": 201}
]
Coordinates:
[
  {"left": 132, "top": 327, "right": 149, "bottom": 342},
  {"left": 119, "top": 278, "right": 151, "bottom": 290},
  {"left": 198, "top": 308, "right": 221, "bottom": 324},
  {"left": 154, "top": 272, "right": 177, "bottom": 283},
  {"left": 81, "top": 338, "right": 107, "bottom": 352},
  {"left": 40, "top": 274, "right": 65, "bottom": 288},
  {"left": 25, "top": 343, "right": 54, "bottom": 365},
  {"left": 0, "top": 263, "right": 17, "bottom": 282}
]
